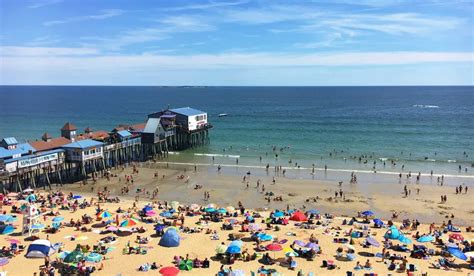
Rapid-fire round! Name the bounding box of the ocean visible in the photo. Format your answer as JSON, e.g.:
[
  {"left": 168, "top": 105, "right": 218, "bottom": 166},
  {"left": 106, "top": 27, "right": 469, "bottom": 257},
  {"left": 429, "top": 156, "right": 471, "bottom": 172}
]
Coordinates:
[{"left": 1, "top": 86, "right": 473, "bottom": 183}]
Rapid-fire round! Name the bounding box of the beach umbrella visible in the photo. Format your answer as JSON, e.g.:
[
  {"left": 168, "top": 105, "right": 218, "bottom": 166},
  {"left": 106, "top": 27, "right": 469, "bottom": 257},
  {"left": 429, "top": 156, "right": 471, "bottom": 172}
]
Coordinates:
[
  {"left": 248, "top": 223, "right": 261, "bottom": 231},
  {"left": 52, "top": 217, "right": 64, "bottom": 223},
  {"left": 305, "top": 242, "right": 320, "bottom": 250},
  {"left": 120, "top": 218, "right": 138, "bottom": 227},
  {"left": 72, "top": 195, "right": 82, "bottom": 199},
  {"left": 449, "top": 233, "right": 464, "bottom": 241},
  {"left": 273, "top": 211, "right": 284, "bottom": 218},
  {"left": 366, "top": 236, "right": 380, "bottom": 247},
  {"left": 307, "top": 209, "right": 320, "bottom": 215},
  {"left": 226, "top": 245, "right": 241, "bottom": 254},
  {"left": 170, "top": 201, "right": 179, "bottom": 210},
  {"left": 99, "top": 211, "right": 112, "bottom": 219},
  {"left": 285, "top": 251, "right": 299, "bottom": 257},
  {"left": 160, "top": 211, "right": 173, "bottom": 218},
  {"left": 0, "top": 226, "right": 15, "bottom": 235},
  {"left": 257, "top": 233, "right": 273, "bottom": 241},
  {"left": 373, "top": 218, "right": 384, "bottom": 226},
  {"left": 361, "top": 210, "right": 374, "bottom": 217},
  {"left": 229, "top": 240, "right": 243, "bottom": 248},
  {"left": 226, "top": 206, "right": 235, "bottom": 212},
  {"left": 31, "top": 224, "right": 45, "bottom": 230},
  {"left": 204, "top": 207, "right": 216, "bottom": 213},
  {"left": 447, "top": 246, "right": 467, "bottom": 261},
  {"left": 179, "top": 259, "right": 193, "bottom": 271},
  {"left": 216, "top": 244, "right": 227, "bottom": 254},
  {"left": 85, "top": 252, "right": 102, "bottom": 263},
  {"left": 142, "top": 205, "right": 153, "bottom": 213},
  {"left": 266, "top": 243, "right": 283, "bottom": 252},
  {"left": 145, "top": 210, "right": 156, "bottom": 216},
  {"left": 417, "top": 235, "right": 434, "bottom": 243},
  {"left": 294, "top": 240, "right": 307, "bottom": 247},
  {"left": 160, "top": 266, "right": 179, "bottom": 275},
  {"left": 0, "top": 215, "right": 14, "bottom": 223},
  {"left": 0, "top": 257, "right": 9, "bottom": 267}
]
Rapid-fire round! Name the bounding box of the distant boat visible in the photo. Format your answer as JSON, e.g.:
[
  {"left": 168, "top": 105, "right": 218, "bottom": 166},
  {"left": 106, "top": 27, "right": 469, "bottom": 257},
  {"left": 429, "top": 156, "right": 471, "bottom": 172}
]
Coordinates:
[{"left": 218, "top": 113, "right": 228, "bottom": 117}]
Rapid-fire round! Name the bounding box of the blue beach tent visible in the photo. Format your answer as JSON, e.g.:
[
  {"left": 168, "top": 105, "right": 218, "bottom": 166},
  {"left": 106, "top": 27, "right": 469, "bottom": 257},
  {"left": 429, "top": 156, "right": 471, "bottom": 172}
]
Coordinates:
[
  {"left": 384, "top": 226, "right": 400, "bottom": 240},
  {"left": 159, "top": 228, "right": 180, "bottom": 247},
  {"left": 0, "top": 225, "right": 15, "bottom": 235},
  {"left": 25, "top": 240, "right": 55, "bottom": 258}
]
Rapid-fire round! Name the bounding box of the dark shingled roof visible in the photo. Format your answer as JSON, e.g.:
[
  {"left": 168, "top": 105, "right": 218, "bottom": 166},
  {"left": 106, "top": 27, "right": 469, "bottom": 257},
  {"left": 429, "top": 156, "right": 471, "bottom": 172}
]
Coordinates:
[{"left": 61, "top": 122, "right": 77, "bottom": 131}]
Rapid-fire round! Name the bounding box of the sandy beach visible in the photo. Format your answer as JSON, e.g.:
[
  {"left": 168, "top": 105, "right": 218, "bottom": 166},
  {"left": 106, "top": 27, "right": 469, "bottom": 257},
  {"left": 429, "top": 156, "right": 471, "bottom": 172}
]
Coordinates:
[{"left": 0, "top": 163, "right": 472, "bottom": 276}]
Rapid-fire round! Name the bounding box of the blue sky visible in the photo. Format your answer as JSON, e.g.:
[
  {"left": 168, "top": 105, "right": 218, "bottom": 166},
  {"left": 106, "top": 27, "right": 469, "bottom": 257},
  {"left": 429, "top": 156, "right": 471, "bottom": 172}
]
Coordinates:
[{"left": 0, "top": 0, "right": 473, "bottom": 85}]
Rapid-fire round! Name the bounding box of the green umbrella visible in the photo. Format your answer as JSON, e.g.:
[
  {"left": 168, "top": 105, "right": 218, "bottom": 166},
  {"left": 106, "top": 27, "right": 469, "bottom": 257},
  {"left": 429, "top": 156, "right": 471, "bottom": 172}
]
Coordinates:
[
  {"left": 64, "top": 247, "right": 85, "bottom": 263},
  {"left": 179, "top": 259, "right": 193, "bottom": 271}
]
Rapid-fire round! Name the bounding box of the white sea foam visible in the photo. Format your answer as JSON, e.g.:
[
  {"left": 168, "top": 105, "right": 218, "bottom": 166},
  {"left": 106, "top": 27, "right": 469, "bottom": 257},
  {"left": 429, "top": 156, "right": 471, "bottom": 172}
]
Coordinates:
[
  {"left": 447, "top": 160, "right": 457, "bottom": 163},
  {"left": 413, "top": 104, "right": 439, "bottom": 109},
  {"left": 168, "top": 152, "right": 180, "bottom": 155},
  {"left": 194, "top": 153, "right": 240, "bottom": 158}
]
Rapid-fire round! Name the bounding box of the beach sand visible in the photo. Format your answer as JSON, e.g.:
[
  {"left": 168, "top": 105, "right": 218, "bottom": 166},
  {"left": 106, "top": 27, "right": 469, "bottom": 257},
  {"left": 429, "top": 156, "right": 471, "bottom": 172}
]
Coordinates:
[{"left": 1, "top": 163, "right": 473, "bottom": 275}]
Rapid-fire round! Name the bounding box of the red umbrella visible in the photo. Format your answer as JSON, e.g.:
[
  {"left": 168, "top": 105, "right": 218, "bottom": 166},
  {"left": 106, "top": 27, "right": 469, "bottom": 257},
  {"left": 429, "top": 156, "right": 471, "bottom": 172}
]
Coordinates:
[
  {"left": 266, "top": 243, "right": 283, "bottom": 251},
  {"left": 449, "top": 233, "right": 464, "bottom": 241},
  {"left": 159, "top": 266, "right": 179, "bottom": 275},
  {"left": 290, "top": 211, "right": 307, "bottom": 222}
]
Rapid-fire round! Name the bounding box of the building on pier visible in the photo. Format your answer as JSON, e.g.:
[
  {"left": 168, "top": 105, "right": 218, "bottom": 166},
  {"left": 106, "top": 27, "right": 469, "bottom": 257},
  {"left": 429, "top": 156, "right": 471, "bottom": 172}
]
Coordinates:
[{"left": 62, "top": 139, "right": 104, "bottom": 182}]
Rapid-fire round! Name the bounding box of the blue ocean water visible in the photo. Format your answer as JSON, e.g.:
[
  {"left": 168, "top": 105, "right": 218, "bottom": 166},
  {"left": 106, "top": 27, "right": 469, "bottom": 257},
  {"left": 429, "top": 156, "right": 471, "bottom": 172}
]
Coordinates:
[{"left": 0, "top": 86, "right": 473, "bottom": 177}]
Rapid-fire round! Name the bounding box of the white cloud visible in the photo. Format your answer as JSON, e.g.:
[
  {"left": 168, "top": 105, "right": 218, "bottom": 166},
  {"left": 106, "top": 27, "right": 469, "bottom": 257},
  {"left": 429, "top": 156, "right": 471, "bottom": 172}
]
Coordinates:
[
  {"left": 28, "top": 0, "right": 62, "bottom": 9},
  {"left": 26, "top": 35, "right": 61, "bottom": 46},
  {"left": 164, "top": 0, "right": 248, "bottom": 11},
  {"left": 0, "top": 46, "right": 99, "bottom": 56},
  {"left": 43, "top": 9, "right": 124, "bottom": 26}
]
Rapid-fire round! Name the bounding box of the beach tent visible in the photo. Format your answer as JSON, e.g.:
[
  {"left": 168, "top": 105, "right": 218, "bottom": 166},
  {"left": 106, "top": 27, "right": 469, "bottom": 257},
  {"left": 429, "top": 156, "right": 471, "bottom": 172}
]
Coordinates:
[
  {"left": 384, "top": 226, "right": 400, "bottom": 240},
  {"left": 25, "top": 240, "right": 55, "bottom": 258},
  {"left": 159, "top": 228, "right": 180, "bottom": 247},
  {"left": 290, "top": 211, "right": 307, "bottom": 222},
  {"left": 273, "top": 211, "right": 284, "bottom": 218}
]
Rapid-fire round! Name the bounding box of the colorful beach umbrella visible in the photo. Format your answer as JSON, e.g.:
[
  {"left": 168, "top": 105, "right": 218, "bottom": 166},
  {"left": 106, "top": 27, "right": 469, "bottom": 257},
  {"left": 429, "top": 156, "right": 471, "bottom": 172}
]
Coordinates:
[
  {"left": 0, "top": 225, "right": 15, "bottom": 235},
  {"left": 120, "top": 218, "right": 138, "bottom": 227},
  {"left": 160, "top": 266, "right": 179, "bottom": 275},
  {"left": 99, "top": 211, "right": 112, "bottom": 219},
  {"left": 179, "top": 259, "right": 193, "bottom": 271},
  {"left": 449, "top": 233, "right": 464, "bottom": 241},
  {"left": 216, "top": 244, "right": 227, "bottom": 254},
  {"left": 285, "top": 251, "right": 299, "bottom": 257},
  {"left": 226, "top": 245, "right": 241, "bottom": 254},
  {"left": 305, "top": 242, "right": 320, "bottom": 250},
  {"left": 229, "top": 240, "right": 243, "bottom": 248}
]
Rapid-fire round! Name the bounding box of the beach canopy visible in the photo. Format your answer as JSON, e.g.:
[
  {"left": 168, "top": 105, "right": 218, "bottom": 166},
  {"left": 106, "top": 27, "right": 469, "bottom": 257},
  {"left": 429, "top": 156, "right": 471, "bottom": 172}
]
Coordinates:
[
  {"left": 25, "top": 240, "right": 55, "bottom": 258},
  {"left": 159, "top": 228, "right": 180, "bottom": 247},
  {"left": 361, "top": 210, "right": 374, "bottom": 217},
  {"left": 417, "top": 235, "right": 434, "bottom": 243},
  {"left": 0, "top": 225, "right": 15, "bottom": 235},
  {"left": 290, "top": 211, "right": 307, "bottom": 222},
  {"left": 204, "top": 207, "right": 216, "bottom": 213},
  {"left": 160, "top": 266, "right": 179, "bottom": 275},
  {"left": 384, "top": 226, "right": 400, "bottom": 240},
  {"left": 447, "top": 246, "right": 467, "bottom": 261}
]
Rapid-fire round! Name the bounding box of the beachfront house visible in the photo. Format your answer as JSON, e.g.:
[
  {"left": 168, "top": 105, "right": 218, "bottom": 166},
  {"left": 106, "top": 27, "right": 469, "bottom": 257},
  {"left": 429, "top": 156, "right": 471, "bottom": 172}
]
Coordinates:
[
  {"left": 169, "top": 107, "right": 208, "bottom": 132},
  {"left": 0, "top": 137, "right": 35, "bottom": 160},
  {"left": 103, "top": 130, "right": 142, "bottom": 167},
  {"left": 62, "top": 139, "right": 104, "bottom": 181}
]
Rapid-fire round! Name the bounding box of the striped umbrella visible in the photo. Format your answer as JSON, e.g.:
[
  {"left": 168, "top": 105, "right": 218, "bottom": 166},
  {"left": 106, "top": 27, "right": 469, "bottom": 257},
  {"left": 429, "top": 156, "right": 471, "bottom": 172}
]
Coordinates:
[
  {"left": 120, "top": 218, "right": 138, "bottom": 227},
  {"left": 99, "top": 211, "right": 112, "bottom": 219}
]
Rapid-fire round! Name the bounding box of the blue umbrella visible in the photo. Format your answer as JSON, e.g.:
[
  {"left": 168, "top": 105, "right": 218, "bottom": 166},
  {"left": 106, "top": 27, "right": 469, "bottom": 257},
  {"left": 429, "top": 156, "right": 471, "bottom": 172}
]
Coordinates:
[
  {"left": 257, "top": 233, "right": 273, "bottom": 241},
  {"left": 417, "top": 235, "right": 434, "bottom": 243},
  {"left": 373, "top": 218, "right": 384, "bottom": 225},
  {"left": 229, "top": 240, "right": 243, "bottom": 248},
  {"left": 154, "top": 224, "right": 166, "bottom": 231},
  {"left": 447, "top": 247, "right": 467, "bottom": 261},
  {"left": 361, "top": 210, "right": 374, "bottom": 217},
  {"left": 0, "top": 215, "right": 14, "bottom": 223},
  {"left": 204, "top": 207, "right": 216, "bottom": 213},
  {"left": 160, "top": 211, "right": 172, "bottom": 218},
  {"left": 307, "top": 209, "right": 320, "bottom": 215},
  {"left": 273, "top": 211, "right": 284, "bottom": 218},
  {"left": 226, "top": 245, "right": 241, "bottom": 254},
  {"left": 52, "top": 217, "right": 64, "bottom": 223},
  {"left": 72, "top": 195, "right": 82, "bottom": 199}
]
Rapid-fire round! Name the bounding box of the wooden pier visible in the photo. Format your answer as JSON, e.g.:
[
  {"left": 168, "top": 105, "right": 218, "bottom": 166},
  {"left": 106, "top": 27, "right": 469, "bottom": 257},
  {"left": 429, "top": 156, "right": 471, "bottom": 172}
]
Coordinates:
[{"left": 0, "top": 107, "right": 211, "bottom": 192}]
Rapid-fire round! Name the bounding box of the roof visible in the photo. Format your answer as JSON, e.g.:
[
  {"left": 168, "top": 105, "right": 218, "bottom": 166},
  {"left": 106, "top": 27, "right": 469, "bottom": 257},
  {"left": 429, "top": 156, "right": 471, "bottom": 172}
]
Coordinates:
[
  {"left": 62, "top": 139, "right": 103, "bottom": 149},
  {"left": 41, "top": 133, "right": 52, "bottom": 140},
  {"left": 2, "top": 137, "right": 18, "bottom": 145},
  {"left": 129, "top": 123, "right": 146, "bottom": 132},
  {"left": 117, "top": 130, "right": 132, "bottom": 138},
  {"left": 0, "top": 143, "right": 35, "bottom": 159},
  {"left": 143, "top": 118, "right": 161, "bottom": 133},
  {"left": 30, "top": 137, "right": 71, "bottom": 152},
  {"left": 84, "top": 127, "right": 92, "bottom": 133},
  {"left": 160, "top": 114, "right": 176, "bottom": 119},
  {"left": 61, "top": 122, "right": 77, "bottom": 131},
  {"left": 170, "top": 107, "right": 206, "bottom": 117},
  {"left": 76, "top": 130, "right": 109, "bottom": 141}
]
